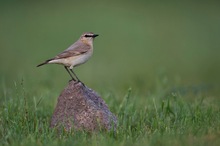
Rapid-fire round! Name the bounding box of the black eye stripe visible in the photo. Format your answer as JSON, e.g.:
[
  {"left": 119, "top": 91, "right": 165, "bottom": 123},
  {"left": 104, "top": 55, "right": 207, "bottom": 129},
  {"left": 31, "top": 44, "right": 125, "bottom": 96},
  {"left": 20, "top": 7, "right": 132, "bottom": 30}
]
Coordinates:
[{"left": 85, "top": 35, "right": 92, "bottom": 37}]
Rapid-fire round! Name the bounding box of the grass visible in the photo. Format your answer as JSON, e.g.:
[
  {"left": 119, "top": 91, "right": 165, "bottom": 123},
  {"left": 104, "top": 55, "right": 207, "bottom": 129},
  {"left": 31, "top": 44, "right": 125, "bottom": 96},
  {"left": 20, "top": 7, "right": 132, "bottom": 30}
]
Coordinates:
[
  {"left": 1, "top": 0, "right": 220, "bottom": 146},
  {"left": 0, "top": 80, "right": 220, "bottom": 146}
]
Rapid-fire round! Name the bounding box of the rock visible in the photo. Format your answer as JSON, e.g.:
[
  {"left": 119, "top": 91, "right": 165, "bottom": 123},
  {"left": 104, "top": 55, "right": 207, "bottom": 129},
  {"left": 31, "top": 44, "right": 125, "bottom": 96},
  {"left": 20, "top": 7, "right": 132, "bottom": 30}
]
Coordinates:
[{"left": 50, "top": 80, "right": 117, "bottom": 132}]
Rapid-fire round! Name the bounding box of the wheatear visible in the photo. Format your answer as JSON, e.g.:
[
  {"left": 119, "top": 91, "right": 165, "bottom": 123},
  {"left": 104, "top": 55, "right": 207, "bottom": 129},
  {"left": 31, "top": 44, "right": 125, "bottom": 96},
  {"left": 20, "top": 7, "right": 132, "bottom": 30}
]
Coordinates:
[{"left": 37, "top": 32, "right": 99, "bottom": 82}]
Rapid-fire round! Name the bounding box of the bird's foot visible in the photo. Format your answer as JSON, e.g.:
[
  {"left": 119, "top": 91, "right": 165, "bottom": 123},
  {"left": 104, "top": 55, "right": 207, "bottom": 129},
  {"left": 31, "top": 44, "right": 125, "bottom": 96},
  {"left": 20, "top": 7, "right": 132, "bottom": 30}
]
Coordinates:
[
  {"left": 69, "top": 78, "right": 76, "bottom": 82},
  {"left": 77, "top": 80, "right": 86, "bottom": 87}
]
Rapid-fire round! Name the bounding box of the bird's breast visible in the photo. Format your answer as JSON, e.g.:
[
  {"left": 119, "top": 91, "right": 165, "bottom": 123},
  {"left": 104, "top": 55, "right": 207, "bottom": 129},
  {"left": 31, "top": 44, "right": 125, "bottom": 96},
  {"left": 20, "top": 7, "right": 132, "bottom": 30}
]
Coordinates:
[{"left": 69, "top": 47, "right": 93, "bottom": 68}]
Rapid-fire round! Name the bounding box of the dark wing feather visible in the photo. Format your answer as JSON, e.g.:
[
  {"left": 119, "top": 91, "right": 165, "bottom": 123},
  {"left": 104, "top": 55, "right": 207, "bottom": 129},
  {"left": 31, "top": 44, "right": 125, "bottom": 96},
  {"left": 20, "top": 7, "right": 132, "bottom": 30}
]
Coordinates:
[{"left": 53, "top": 43, "right": 90, "bottom": 59}]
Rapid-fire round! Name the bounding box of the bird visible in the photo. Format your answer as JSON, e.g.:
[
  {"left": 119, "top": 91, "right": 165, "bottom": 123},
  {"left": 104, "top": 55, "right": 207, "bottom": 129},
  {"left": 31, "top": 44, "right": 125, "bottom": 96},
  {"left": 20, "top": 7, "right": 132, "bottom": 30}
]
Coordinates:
[{"left": 37, "top": 32, "right": 99, "bottom": 82}]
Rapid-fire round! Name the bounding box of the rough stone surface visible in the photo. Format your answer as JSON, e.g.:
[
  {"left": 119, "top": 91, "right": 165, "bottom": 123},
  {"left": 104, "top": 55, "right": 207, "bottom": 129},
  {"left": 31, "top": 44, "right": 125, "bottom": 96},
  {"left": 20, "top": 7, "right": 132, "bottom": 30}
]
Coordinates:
[{"left": 50, "top": 80, "right": 117, "bottom": 132}]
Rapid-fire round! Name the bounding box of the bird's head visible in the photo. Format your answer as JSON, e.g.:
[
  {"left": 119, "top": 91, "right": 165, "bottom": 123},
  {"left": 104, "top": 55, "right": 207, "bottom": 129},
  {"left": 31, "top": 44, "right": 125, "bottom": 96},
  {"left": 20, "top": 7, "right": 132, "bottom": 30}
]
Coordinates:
[{"left": 80, "top": 32, "right": 99, "bottom": 45}]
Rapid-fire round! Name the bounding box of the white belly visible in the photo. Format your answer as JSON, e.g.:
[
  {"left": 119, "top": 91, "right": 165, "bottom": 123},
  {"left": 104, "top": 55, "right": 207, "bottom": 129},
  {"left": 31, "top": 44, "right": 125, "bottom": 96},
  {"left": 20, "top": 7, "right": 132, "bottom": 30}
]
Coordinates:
[{"left": 48, "top": 49, "right": 93, "bottom": 69}]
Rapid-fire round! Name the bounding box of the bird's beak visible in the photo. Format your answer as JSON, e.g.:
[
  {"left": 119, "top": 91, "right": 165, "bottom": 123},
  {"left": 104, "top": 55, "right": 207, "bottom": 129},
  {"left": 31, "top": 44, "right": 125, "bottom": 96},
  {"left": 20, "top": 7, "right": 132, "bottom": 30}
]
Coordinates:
[{"left": 92, "top": 34, "right": 99, "bottom": 38}]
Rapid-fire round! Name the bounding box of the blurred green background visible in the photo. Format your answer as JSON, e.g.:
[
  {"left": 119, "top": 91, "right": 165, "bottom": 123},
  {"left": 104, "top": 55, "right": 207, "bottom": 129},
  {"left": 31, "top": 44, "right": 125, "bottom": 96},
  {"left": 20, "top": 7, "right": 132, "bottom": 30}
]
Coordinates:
[{"left": 1, "top": 0, "right": 220, "bottom": 97}]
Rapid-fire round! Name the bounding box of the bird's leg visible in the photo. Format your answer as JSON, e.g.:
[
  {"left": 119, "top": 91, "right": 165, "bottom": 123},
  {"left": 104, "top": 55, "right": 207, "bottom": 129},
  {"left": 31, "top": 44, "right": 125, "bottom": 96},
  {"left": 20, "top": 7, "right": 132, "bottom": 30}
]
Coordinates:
[
  {"left": 64, "top": 66, "right": 75, "bottom": 81},
  {"left": 69, "top": 69, "right": 85, "bottom": 86},
  {"left": 70, "top": 69, "right": 81, "bottom": 82}
]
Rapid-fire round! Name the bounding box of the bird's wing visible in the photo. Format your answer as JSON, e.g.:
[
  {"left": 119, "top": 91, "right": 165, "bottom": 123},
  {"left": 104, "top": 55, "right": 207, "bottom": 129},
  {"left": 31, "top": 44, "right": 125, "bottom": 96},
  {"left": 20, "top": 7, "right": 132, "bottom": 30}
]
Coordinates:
[{"left": 53, "top": 43, "right": 91, "bottom": 59}]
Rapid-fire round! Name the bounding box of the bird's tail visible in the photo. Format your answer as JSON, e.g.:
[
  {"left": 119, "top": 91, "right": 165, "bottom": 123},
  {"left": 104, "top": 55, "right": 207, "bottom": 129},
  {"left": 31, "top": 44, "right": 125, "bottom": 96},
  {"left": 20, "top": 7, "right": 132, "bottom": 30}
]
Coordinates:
[
  {"left": 36, "top": 59, "right": 52, "bottom": 67},
  {"left": 37, "top": 61, "right": 48, "bottom": 67}
]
